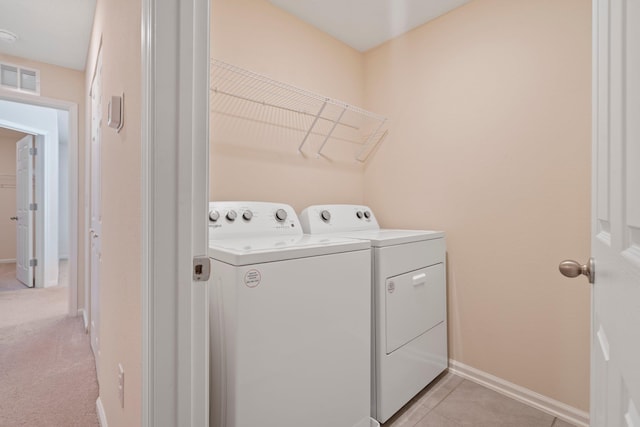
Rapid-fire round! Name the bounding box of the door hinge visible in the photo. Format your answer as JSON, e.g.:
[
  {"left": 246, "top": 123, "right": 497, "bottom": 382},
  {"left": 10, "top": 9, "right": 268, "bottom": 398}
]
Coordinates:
[
  {"left": 193, "top": 256, "right": 211, "bottom": 282},
  {"left": 29, "top": 203, "right": 38, "bottom": 211},
  {"left": 29, "top": 259, "right": 38, "bottom": 267},
  {"left": 29, "top": 147, "right": 38, "bottom": 156}
]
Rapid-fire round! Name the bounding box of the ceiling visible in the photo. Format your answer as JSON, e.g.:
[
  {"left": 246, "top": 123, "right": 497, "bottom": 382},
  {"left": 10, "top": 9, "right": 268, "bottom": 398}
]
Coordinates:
[
  {"left": 268, "top": 0, "right": 472, "bottom": 52},
  {"left": 0, "top": 0, "right": 96, "bottom": 70},
  {"left": 0, "top": 0, "right": 470, "bottom": 71}
]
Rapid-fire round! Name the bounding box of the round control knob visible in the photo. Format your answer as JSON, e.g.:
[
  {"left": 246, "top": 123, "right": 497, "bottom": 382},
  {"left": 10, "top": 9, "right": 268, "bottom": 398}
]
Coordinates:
[
  {"left": 209, "top": 210, "right": 220, "bottom": 222},
  {"left": 320, "top": 210, "right": 331, "bottom": 222},
  {"left": 226, "top": 210, "right": 237, "bottom": 221},
  {"left": 356, "top": 211, "right": 363, "bottom": 219},
  {"left": 275, "top": 209, "right": 287, "bottom": 222},
  {"left": 242, "top": 210, "right": 253, "bottom": 221},
  {"left": 363, "top": 210, "right": 371, "bottom": 219}
]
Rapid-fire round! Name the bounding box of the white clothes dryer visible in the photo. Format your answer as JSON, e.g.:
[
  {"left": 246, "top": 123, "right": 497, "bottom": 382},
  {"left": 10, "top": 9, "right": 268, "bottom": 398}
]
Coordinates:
[
  {"left": 299, "top": 204, "right": 448, "bottom": 424},
  {"left": 208, "top": 201, "right": 375, "bottom": 427}
]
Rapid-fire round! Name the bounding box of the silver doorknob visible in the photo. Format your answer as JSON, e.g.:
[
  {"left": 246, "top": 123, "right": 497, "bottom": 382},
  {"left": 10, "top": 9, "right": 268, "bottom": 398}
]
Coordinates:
[
  {"left": 10, "top": 216, "right": 18, "bottom": 221},
  {"left": 559, "top": 258, "right": 594, "bottom": 284}
]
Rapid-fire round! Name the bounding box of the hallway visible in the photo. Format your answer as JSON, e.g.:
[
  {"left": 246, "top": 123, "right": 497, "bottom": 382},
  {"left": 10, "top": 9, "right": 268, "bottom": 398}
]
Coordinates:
[{"left": 0, "top": 282, "right": 99, "bottom": 426}]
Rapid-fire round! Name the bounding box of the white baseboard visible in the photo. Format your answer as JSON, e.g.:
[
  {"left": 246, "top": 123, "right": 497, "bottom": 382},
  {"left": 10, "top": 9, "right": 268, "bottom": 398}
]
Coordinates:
[
  {"left": 0, "top": 258, "right": 16, "bottom": 264},
  {"left": 96, "top": 396, "right": 108, "bottom": 427},
  {"left": 78, "top": 308, "right": 88, "bottom": 331},
  {"left": 448, "top": 359, "right": 589, "bottom": 427}
]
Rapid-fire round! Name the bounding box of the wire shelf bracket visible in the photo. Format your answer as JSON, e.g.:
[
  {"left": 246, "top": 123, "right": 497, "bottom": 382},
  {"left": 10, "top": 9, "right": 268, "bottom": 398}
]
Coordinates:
[{"left": 298, "top": 100, "right": 328, "bottom": 154}]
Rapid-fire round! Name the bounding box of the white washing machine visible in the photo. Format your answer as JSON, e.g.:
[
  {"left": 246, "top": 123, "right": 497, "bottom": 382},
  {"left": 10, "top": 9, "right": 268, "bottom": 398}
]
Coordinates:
[
  {"left": 299, "top": 204, "right": 448, "bottom": 424},
  {"left": 208, "top": 201, "right": 376, "bottom": 427}
]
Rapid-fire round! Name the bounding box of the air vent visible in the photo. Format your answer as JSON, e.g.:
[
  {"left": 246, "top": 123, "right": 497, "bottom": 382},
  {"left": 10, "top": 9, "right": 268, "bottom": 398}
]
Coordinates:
[{"left": 0, "top": 62, "right": 40, "bottom": 95}]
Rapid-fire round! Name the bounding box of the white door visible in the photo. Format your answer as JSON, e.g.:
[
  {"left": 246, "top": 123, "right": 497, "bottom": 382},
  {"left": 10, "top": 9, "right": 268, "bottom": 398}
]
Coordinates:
[
  {"left": 15, "top": 134, "right": 34, "bottom": 288},
  {"left": 590, "top": 0, "right": 640, "bottom": 425},
  {"left": 90, "top": 52, "right": 102, "bottom": 363}
]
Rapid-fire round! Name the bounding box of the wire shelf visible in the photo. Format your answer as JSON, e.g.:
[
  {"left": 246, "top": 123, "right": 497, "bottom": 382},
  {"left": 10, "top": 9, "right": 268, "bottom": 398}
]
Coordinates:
[{"left": 210, "top": 60, "right": 387, "bottom": 162}]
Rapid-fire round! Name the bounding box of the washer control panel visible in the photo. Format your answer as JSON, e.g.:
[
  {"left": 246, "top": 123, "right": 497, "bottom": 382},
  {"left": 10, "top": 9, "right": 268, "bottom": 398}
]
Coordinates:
[
  {"left": 299, "top": 204, "right": 379, "bottom": 234},
  {"left": 209, "top": 201, "right": 301, "bottom": 239}
]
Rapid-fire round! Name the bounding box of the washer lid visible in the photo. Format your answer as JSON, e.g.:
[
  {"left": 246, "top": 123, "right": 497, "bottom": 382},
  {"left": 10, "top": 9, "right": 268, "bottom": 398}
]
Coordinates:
[
  {"left": 208, "top": 234, "right": 370, "bottom": 266},
  {"left": 330, "top": 229, "right": 444, "bottom": 247}
]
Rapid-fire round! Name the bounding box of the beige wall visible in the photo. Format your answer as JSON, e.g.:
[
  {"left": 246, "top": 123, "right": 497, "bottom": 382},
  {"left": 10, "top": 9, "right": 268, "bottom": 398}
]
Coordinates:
[
  {"left": 85, "top": 0, "right": 142, "bottom": 424},
  {"left": 210, "top": 0, "right": 365, "bottom": 211},
  {"left": 0, "top": 53, "right": 86, "bottom": 307},
  {"left": 0, "top": 129, "right": 25, "bottom": 260},
  {"left": 0, "top": 53, "right": 85, "bottom": 104},
  {"left": 363, "top": 0, "right": 591, "bottom": 411}
]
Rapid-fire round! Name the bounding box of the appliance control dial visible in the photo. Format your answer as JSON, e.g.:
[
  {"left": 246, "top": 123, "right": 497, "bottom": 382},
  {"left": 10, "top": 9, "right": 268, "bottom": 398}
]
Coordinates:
[
  {"left": 356, "top": 211, "right": 363, "bottom": 219},
  {"left": 209, "top": 210, "right": 220, "bottom": 222},
  {"left": 275, "top": 209, "right": 287, "bottom": 222},
  {"left": 242, "top": 210, "right": 253, "bottom": 221},
  {"left": 320, "top": 210, "right": 331, "bottom": 222},
  {"left": 364, "top": 210, "right": 371, "bottom": 219},
  {"left": 226, "top": 210, "right": 237, "bottom": 221}
]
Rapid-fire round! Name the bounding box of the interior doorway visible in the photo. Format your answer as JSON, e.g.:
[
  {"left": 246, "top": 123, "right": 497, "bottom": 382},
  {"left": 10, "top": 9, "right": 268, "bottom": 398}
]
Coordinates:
[
  {"left": 0, "top": 107, "right": 68, "bottom": 290},
  {"left": 0, "top": 92, "right": 80, "bottom": 317}
]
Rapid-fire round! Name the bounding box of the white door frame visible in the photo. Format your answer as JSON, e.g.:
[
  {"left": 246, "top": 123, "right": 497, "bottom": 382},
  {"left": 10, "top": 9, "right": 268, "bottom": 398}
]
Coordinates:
[
  {"left": 32, "top": 133, "right": 47, "bottom": 289},
  {"left": 141, "top": 0, "right": 210, "bottom": 425},
  {"left": 88, "top": 46, "right": 103, "bottom": 368},
  {"left": 0, "top": 90, "right": 79, "bottom": 316}
]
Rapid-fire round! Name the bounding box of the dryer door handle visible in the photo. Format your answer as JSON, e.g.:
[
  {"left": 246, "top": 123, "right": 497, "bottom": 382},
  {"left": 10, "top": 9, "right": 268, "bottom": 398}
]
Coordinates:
[{"left": 412, "top": 273, "right": 427, "bottom": 286}]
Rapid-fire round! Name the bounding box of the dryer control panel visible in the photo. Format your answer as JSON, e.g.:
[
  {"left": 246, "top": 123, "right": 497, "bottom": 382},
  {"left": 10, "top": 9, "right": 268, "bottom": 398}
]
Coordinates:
[
  {"left": 299, "top": 204, "right": 379, "bottom": 234},
  {"left": 209, "top": 201, "right": 301, "bottom": 239}
]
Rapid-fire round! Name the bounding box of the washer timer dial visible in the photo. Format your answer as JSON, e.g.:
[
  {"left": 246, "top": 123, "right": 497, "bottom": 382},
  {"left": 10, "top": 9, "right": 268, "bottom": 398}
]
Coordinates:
[
  {"left": 320, "top": 210, "right": 331, "bottom": 222},
  {"left": 275, "top": 209, "right": 288, "bottom": 222}
]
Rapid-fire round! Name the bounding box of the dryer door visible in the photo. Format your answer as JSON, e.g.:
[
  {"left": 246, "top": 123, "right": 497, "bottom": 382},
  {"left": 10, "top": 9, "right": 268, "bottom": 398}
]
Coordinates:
[{"left": 385, "top": 263, "right": 445, "bottom": 354}]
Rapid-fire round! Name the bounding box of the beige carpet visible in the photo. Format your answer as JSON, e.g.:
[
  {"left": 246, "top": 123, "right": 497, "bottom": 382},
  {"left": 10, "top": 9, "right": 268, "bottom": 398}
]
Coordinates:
[
  {"left": 0, "top": 286, "right": 99, "bottom": 426},
  {"left": 0, "top": 262, "right": 28, "bottom": 292},
  {"left": 0, "top": 260, "right": 69, "bottom": 292}
]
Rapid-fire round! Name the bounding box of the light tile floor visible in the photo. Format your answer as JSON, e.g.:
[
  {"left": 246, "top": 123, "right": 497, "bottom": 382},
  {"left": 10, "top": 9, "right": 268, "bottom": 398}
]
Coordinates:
[{"left": 382, "top": 372, "right": 577, "bottom": 427}]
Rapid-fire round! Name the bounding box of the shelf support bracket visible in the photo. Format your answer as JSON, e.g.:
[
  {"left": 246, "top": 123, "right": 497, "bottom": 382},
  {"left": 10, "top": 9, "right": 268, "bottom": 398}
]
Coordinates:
[
  {"left": 316, "top": 106, "right": 348, "bottom": 157},
  {"left": 298, "top": 100, "right": 328, "bottom": 154}
]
